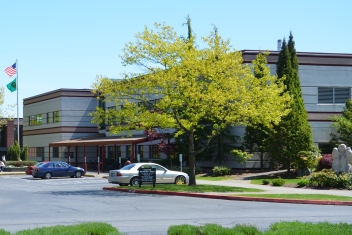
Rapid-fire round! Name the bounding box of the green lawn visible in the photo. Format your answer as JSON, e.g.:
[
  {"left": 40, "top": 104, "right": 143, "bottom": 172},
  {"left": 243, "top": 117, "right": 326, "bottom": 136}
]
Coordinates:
[
  {"left": 196, "top": 175, "right": 236, "bottom": 181},
  {"left": 236, "top": 193, "right": 352, "bottom": 201},
  {"left": 250, "top": 176, "right": 301, "bottom": 185}
]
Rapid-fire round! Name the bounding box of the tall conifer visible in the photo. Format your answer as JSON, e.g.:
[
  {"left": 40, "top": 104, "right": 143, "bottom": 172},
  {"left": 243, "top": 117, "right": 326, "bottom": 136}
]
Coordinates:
[
  {"left": 267, "top": 33, "right": 314, "bottom": 172},
  {"left": 244, "top": 52, "right": 271, "bottom": 170}
]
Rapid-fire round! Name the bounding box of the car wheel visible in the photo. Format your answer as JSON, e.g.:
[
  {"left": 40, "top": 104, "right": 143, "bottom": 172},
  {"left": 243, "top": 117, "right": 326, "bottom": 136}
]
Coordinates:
[
  {"left": 119, "top": 183, "right": 128, "bottom": 186},
  {"left": 130, "top": 177, "right": 139, "bottom": 186},
  {"left": 44, "top": 172, "right": 52, "bottom": 179},
  {"left": 75, "top": 171, "right": 82, "bottom": 178},
  {"left": 175, "top": 175, "right": 186, "bottom": 185}
]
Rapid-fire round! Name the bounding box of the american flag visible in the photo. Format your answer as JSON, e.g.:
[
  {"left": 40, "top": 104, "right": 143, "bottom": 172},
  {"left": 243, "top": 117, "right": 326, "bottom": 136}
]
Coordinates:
[{"left": 4, "top": 63, "right": 16, "bottom": 77}]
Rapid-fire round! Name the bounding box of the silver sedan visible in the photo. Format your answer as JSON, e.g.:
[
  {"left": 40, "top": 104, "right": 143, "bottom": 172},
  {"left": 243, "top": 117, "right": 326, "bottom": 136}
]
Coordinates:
[{"left": 108, "top": 163, "right": 189, "bottom": 186}]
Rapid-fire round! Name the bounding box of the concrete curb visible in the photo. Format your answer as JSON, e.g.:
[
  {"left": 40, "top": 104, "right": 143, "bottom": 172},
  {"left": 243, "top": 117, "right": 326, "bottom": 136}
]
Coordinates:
[{"left": 103, "top": 187, "right": 352, "bottom": 206}]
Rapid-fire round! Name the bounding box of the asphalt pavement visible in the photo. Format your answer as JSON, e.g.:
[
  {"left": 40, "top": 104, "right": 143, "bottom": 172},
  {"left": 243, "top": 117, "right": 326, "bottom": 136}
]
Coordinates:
[{"left": 2, "top": 170, "right": 352, "bottom": 206}]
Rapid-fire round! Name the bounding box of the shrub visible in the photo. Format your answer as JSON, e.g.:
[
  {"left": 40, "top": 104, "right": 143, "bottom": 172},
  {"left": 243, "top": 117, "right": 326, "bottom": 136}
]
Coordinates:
[
  {"left": 0, "top": 229, "right": 11, "bottom": 235},
  {"left": 297, "top": 177, "right": 309, "bottom": 187},
  {"left": 271, "top": 177, "right": 285, "bottom": 186},
  {"left": 295, "top": 151, "right": 318, "bottom": 169},
  {"left": 7, "top": 141, "right": 21, "bottom": 161},
  {"left": 212, "top": 166, "right": 231, "bottom": 176},
  {"left": 308, "top": 169, "right": 339, "bottom": 188},
  {"left": 14, "top": 222, "right": 121, "bottom": 235},
  {"left": 318, "top": 154, "right": 333, "bottom": 170},
  {"left": 21, "top": 145, "right": 29, "bottom": 161},
  {"left": 262, "top": 179, "right": 270, "bottom": 185},
  {"left": 6, "top": 161, "right": 37, "bottom": 167},
  {"left": 338, "top": 173, "right": 352, "bottom": 190}
]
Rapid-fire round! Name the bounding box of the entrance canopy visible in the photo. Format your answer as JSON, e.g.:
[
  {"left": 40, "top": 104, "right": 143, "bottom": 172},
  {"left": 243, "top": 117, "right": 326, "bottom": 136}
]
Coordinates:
[
  {"left": 48, "top": 135, "right": 151, "bottom": 167},
  {"left": 49, "top": 135, "right": 149, "bottom": 147}
]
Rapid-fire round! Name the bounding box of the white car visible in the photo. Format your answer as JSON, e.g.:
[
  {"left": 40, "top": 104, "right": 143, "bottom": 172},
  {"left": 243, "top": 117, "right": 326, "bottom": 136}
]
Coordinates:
[{"left": 108, "top": 162, "right": 189, "bottom": 186}]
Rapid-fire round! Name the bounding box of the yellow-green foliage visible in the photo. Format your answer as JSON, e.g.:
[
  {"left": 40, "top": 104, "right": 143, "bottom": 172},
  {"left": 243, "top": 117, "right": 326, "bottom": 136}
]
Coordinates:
[
  {"left": 91, "top": 22, "right": 290, "bottom": 136},
  {"left": 90, "top": 20, "right": 291, "bottom": 186}
]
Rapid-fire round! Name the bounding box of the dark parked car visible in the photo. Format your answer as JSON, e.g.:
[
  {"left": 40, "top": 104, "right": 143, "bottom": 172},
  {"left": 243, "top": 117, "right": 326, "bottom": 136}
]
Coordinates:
[{"left": 32, "top": 161, "right": 85, "bottom": 179}]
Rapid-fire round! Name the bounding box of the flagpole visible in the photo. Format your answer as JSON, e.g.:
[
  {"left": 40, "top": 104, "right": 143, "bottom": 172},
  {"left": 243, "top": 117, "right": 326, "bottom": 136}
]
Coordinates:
[{"left": 16, "top": 59, "right": 19, "bottom": 147}]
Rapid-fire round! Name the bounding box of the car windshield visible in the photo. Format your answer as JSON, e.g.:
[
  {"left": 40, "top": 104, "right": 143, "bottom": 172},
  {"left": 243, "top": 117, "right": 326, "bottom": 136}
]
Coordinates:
[
  {"left": 120, "top": 163, "right": 136, "bottom": 170},
  {"left": 35, "top": 162, "right": 44, "bottom": 166}
]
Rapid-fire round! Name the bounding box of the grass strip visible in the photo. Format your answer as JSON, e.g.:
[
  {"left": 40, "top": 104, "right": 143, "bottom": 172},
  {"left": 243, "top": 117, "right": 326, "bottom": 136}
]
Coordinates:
[
  {"left": 195, "top": 175, "right": 236, "bottom": 181},
  {"left": 120, "top": 184, "right": 264, "bottom": 193},
  {"left": 12, "top": 222, "right": 121, "bottom": 235},
  {"left": 235, "top": 193, "right": 352, "bottom": 201},
  {"left": 250, "top": 176, "right": 300, "bottom": 185},
  {"left": 168, "top": 222, "right": 352, "bottom": 235}
]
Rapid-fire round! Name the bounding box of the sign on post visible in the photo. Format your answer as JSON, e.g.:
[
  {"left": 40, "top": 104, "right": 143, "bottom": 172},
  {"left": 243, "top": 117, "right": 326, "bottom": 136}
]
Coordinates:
[{"left": 138, "top": 167, "right": 156, "bottom": 188}]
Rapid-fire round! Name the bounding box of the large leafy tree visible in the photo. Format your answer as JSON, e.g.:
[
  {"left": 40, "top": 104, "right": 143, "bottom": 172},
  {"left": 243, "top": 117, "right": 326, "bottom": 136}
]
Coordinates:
[
  {"left": 330, "top": 99, "right": 352, "bottom": 147},
  {"left": 266, "top": 32, "right": 314, "bottom": 172},
  {"left": 91, "top": 20, "right": 291, "bottom": 186}
]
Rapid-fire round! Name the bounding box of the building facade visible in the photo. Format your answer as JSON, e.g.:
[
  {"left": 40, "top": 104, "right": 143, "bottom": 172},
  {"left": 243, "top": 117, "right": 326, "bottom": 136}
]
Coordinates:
[
  {"left": 23, "top": 89, "right": 98, "bottom": 167},
  {"left": 0, "top": 118, "right": 23, "bottom": 157},
  {"left": 22, "top": 51, "right": 352, "bottom": 170},
  {"left": 242, "top": 50, "right": 352, "bottom": 154}
]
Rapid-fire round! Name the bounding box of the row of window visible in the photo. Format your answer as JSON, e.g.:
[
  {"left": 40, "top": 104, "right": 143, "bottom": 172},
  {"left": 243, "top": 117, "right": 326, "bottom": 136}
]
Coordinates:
[
  {"left": 28, "top": 145, "right": 162, "bottom": 159},
  {"left": 318, "top": 87, "right": 350, "bottom": 104},
  {"left": 28, "top": 111, "right": 60, "bottom": 126},
  {"left": 107, "top": 145, "right": 160, "bottom": 159}
]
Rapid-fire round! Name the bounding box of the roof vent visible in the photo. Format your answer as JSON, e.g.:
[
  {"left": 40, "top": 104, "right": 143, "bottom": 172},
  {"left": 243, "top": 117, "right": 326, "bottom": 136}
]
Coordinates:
[{"left": 277, "top": 39, "right": 282, "bottom": 51}]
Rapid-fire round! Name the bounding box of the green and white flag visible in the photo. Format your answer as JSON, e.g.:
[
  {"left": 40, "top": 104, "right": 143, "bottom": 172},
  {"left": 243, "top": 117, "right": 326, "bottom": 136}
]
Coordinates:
[{"left": 6, "top": 77, "right": 16, "bottom": 92}]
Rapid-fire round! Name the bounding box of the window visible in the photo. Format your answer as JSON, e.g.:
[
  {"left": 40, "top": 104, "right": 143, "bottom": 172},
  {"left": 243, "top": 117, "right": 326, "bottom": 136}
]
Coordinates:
[
  {"left": 36, "top": 147, "right": 44, "bottom": 158},
  {"left": 108, "top": 146, "right": 121, "bottom": 159},
  {"left": 126, "top": 145, "right": 132, "bottom": 158},
  {"left": 149, "top": 145, "right": 160, "bottom": 159},
  {"left": 53, "top": 147, "right": 59, "bottom": 158},
  {"left": 318, "top": 87, "right": 350, "bottom": 104},
  {"left": 138, "top": 145, "right": 144, "bottom": 158},
  {"left": 53, "top": 111, "right": 60, "bottom": 122},
  {"left": 29, "top": 114, "right": 42, "bottom": 126},
  {"left": 47, "top": 113, "right": 50, "bottom": 123}
]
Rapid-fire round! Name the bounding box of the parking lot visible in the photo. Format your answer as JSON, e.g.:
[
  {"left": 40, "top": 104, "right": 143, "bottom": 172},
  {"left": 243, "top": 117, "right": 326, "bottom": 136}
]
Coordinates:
[{"left": 1, "top": 174, "right": 352, "bottom": 235}]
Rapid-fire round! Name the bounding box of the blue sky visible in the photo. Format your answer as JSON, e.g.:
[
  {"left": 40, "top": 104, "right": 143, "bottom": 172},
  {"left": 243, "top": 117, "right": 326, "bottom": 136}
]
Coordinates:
[{"left": 1, "top": 0, "right": 351, "bottom": 117}]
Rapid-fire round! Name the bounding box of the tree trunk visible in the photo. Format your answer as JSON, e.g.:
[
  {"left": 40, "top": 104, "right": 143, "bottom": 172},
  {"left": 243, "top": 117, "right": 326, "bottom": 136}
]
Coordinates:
[
  {"left": 188, "top": 131, "right": 196, "bottom": 186},
  {"left": 260, "top": 152, "right": 263, "bottom": 171}
]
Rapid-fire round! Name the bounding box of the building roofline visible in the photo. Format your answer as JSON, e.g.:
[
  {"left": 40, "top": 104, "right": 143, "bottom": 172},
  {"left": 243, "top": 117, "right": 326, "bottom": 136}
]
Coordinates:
[
  {"left": 241, "top": 50, "right": 352, "bottom": 66},
  {"left": 23, "top": 88, "right": 96, "bottom": 105}
]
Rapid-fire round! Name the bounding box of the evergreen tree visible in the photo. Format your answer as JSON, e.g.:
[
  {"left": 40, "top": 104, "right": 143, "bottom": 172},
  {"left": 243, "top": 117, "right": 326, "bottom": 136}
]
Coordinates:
[
  {"left": 330, "top": 99, "right": 352, "bottom": 147},
  {"left": 267, "top": 32, "right": 314, "bottom": 172},
  {"left": 7, "top": 141, "right": 21, "bottom": 161},
  {"left": 21, "top": 145, "right": 29, "bottom": 161}
]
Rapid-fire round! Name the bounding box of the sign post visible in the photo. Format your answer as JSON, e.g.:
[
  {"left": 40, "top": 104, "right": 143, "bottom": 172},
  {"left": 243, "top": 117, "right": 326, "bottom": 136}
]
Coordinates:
[{"left": 179, "top": 154, "right": 183, "bottom": 172}]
